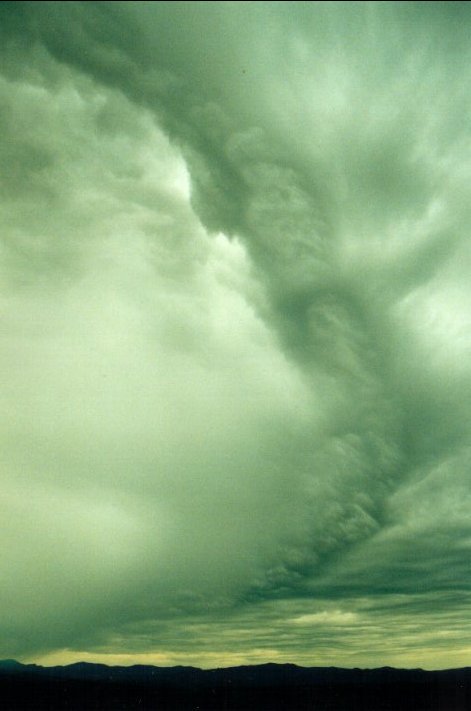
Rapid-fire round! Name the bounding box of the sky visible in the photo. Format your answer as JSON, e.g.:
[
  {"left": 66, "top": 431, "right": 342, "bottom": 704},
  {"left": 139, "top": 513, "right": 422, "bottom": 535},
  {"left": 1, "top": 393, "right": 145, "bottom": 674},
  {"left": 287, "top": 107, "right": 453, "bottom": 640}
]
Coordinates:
[{"left": 1, "top": 1, "right": 471, "bottom": 670}]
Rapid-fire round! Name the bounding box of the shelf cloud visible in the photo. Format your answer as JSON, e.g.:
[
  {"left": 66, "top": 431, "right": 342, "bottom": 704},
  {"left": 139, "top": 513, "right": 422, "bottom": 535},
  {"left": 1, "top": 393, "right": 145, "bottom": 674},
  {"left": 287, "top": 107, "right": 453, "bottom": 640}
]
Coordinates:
[{"left": 1, "top": 1, "right": 471, "bottom": 669}]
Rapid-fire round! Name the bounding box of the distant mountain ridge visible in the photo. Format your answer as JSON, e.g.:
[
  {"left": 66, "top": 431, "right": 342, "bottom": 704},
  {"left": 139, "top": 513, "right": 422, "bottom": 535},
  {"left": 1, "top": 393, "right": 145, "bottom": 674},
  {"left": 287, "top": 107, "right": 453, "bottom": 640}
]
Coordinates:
[{"left": 1, "top": 659, "right": 470, "bottom": 709}]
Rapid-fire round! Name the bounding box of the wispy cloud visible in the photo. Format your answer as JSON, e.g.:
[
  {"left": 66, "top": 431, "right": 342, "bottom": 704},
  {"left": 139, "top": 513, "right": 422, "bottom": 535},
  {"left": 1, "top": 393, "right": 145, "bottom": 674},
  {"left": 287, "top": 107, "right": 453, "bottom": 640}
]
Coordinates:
[{"left": 1, "top": 1, "right": 470, "bottom": 669}]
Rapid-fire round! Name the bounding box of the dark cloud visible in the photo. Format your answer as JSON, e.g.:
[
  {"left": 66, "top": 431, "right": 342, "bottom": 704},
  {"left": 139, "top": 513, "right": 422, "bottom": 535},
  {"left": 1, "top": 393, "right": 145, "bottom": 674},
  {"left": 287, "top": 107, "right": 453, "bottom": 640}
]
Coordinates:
[{"left": 1, "top": 1, "right": 471, "bottom": 669}]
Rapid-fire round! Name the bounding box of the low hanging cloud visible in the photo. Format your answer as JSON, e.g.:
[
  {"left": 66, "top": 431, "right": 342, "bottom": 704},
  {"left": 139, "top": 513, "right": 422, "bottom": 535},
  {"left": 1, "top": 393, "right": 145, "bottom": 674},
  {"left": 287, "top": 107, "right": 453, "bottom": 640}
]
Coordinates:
[{"left": 1, "top": 1, "right": 471, "bottom": 669}]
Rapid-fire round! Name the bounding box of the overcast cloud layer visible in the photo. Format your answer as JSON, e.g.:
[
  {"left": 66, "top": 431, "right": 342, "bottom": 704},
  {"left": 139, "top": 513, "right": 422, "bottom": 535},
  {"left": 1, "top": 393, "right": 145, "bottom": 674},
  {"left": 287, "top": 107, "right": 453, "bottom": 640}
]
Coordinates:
[{"left": 1, "top": 1, "right": 471, "bottom": 669}]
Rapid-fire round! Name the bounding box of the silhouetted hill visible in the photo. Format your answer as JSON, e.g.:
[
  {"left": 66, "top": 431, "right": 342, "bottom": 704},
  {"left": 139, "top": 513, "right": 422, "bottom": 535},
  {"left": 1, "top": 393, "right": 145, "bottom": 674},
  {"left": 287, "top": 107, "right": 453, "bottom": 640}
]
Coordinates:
[{"left": 0, "top": 659, "right": 470, "bottom": 710}]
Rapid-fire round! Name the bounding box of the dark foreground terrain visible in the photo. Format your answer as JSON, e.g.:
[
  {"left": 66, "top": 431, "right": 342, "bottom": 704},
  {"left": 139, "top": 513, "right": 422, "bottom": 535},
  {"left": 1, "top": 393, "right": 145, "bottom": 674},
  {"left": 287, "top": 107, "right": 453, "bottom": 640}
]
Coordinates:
[{"left": 0, "top": 659, "right": 470, "bottom": 710}]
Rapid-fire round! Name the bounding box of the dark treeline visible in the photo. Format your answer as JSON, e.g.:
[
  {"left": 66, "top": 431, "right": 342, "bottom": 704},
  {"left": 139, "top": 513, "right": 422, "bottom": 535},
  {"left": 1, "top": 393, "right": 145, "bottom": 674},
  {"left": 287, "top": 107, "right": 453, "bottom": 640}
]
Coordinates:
[{"left": 0, "top": 660, "right": 470, "bottom": 710}]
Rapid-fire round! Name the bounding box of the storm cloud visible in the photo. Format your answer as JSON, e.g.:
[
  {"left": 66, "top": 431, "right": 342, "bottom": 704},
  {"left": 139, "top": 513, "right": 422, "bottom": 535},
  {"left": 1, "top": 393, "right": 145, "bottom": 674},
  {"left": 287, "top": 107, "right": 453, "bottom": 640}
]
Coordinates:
[{"left": 1, "top": 1, "right": 471, "bottom": 669}]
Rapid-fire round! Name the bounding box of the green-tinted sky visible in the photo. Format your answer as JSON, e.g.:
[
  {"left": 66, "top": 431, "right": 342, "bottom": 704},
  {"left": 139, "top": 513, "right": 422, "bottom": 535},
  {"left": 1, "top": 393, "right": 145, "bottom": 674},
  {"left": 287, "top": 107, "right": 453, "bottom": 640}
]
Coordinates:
[{"left": 1, "top": 1, "right": 471, "bottom": 670}]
